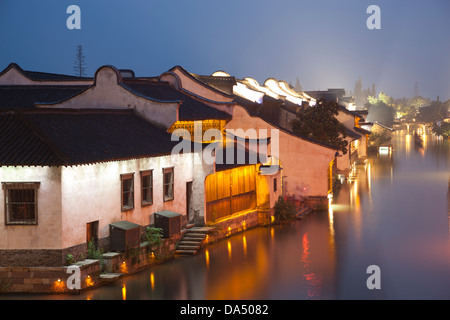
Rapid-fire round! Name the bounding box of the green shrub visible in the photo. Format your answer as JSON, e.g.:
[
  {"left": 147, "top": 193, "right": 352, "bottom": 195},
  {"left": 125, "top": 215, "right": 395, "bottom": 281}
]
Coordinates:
[
  {"left": 273, "top": 196, "right": 296, "bottom": 223},
  {"left": 145, "top": 227, "right": 163, "bottom": 247},
  {"left": 65, "top": 253, "right": 75, "bottom": 266}
]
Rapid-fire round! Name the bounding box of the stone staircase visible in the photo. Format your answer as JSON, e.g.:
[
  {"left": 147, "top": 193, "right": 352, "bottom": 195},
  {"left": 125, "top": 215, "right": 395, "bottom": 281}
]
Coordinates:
[
  {"left": 295, "top": 206, "right": 314, "bottom": 220},
  {"left": 175, "top": 227, "right": 213, "bottom": 256}
]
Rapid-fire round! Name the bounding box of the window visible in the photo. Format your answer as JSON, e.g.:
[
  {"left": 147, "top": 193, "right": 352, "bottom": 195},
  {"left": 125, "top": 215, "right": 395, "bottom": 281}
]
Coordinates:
[
  {"left": 273, "top": 178, "right": 277, "bottom": 192},
  {"left": 121, "top": 173, "right": 134, "bottom": 211},
  {"left": 163, "top": 167, "right": 174, "bottom": 201},
  {"left": 3, "top": 182, "right": 40, "bottom": 225},
  {"left": 141, "top": 170, "right": 153, "bottom": 206}
]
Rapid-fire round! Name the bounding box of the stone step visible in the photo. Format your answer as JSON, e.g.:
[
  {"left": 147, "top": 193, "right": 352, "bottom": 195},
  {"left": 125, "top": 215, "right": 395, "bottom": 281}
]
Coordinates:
[
  {"left": 182, "top": 236, "right": 203, "bottom": 242},
  {"left": 179, "top": 240, "right": 202, "bottom": 245},
  {"left": 100, "top": 273, "right": 123, "bottom": 282},
  {"left": 185, "top": 232, "right": 206, "bottom": 238},
  {"left": 175, "top": 249, "right": 197, "bottom": 255},
  {"left": 189, "top": 227, "right": 214, "bottom": 233},
  {"left": 177, "top": 244, "right": 201, "bottom": 250}
]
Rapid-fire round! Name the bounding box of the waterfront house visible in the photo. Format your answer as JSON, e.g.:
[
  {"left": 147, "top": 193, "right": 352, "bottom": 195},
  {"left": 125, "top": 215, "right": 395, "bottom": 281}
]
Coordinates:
[
  {"left": 166, "top": 68, "right": 339, "bottom": 207},
  {"left": 10, "top": 64, "right": 278, "bottom": 226},
  {"left": 0, "top": 108, "right": 211, "bottom": 267}
]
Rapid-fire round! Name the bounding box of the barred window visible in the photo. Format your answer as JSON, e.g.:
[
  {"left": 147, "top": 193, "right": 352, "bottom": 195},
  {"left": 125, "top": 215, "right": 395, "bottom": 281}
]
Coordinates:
[
  {"left": 3, "top": 182, "right": 40, "bottom": 225},
  {"left": 121, "top": 173, "right": 134, "bottom": 211},
  {"left": 163, "top": 167, "right": 174, "bottom": 201},
  {"left": 141, "top": 170, "right": 153, "bottom": 206}
]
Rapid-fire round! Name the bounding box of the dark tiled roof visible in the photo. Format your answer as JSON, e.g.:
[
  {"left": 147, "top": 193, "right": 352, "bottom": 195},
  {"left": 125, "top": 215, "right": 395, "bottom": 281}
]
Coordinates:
[
  {"left": 0, "top": 85, "right": 89, "bottom": 108},
  {"left": 0, "top": 109, "right": 180, "bottom": 166},
  {"left": 304, "top": 91, "right": 340, "bottom": 102},
  {"left": 122, "top": 81, "right": 231, "bottom": 121},
  {"left": 190, "top": 74, "right": 236, "bottom": 95},
  {"left": 0, "top": 63, "right": 92, "bottom": 81},
  {"left": 345, "top": 128, "right": 362, "bottom": 140}
]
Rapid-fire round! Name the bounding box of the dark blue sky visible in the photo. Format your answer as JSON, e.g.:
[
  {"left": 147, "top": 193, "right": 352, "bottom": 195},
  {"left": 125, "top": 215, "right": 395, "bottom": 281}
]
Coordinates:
[{"left": 1, "top": 0, "right": 449, "bottom": 100}]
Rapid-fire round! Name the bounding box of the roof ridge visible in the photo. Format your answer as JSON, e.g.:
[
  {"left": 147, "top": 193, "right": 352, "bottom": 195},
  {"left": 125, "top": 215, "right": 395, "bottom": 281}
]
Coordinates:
[
  {"left": 20, "top": 107, "right": 135, "bottom": 115},
  {"left": 169, "top": 65, "right": 235, "bottom": 98}
]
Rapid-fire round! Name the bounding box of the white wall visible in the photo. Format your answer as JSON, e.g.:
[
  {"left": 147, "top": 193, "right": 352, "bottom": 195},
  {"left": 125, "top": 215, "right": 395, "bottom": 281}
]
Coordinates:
[
  {"left": 0, "top": 151, "right": 214, "bottom": 251},
  {"left": 60, "top": 152, "right": 212, "bottom": 249},
  {"left": 0, "top": 166, "right": 62, "bottom": 250}
]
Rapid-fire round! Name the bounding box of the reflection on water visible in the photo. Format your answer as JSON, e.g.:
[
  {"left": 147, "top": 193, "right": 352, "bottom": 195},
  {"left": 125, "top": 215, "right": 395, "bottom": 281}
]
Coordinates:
[{"left": 3, "top": 131, "right": 449, "bottom": 300}]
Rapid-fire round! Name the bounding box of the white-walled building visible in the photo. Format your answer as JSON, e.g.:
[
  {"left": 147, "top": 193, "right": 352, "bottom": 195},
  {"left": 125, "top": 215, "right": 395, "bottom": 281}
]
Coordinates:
[{"left": 0, "top": 108, "right": 212, "bottom": 266}]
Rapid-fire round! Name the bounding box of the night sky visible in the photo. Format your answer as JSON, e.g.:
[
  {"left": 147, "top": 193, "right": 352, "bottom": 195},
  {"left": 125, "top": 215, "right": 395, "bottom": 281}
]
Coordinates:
[{"left": 1, "top": 0, "right": 449, "bottom": 100}]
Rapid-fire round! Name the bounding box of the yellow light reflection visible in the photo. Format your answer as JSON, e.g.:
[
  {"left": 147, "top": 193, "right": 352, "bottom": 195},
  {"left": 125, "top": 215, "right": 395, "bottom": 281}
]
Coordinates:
[
  {"left": 150, "top": 272, "right": 155, "bottom": 290},
  {"left": 328, "top": 200, "right": 336, "bottom": 257},
  {"left": 227, "top": 241, "right": 232, "bottom": 260},
  {"left": 406, "top": 133, "right": 411, "bottom": 155},
  {"left": 328, "top": 199, "right": 335, "bottom": 238},
  {"left": 243, "top": 235, "right": 247, "bottom": 257},
  {"left": 122, "top": 284, "right": 127, "bottom": 300},
  {"left": 205, "top": 249, "right": 210, "bottom": 269}
]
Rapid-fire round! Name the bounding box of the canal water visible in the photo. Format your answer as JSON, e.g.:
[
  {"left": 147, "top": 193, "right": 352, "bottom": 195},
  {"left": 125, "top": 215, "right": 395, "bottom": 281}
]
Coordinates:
[{"left": 5, "top": 130, "right": 450, "bottom": 300}]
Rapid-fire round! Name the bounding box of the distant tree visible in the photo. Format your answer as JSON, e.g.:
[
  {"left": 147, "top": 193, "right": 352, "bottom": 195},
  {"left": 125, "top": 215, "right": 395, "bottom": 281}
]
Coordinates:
[
  {"left": 371, "top": 83, "right": 376, "bottom": 97},
  {"left": 290, "top": 99, "right": 348, "bottom": 154},
  {"left": 353, "top": 76, "right": 364, "bottom": 109},
  {"left": 413, "top": 81, "right": 419, "bottom": 97},
  {"left": 368, "top": 124, "right": 392, "bottom": 150},
  {"left": 73, "top": 45, "right": 87, "bottom": 77},
  {"left": 367, "top": 91, "right": 394, "bottom": 107},
  {"left": 417, "top": 100, "right": 447, "bottom": 123},
  {"left": 407, "top": 95, "right": 429, "bottom": 109},
  {"left": 294, "top": 77, "right": 302, "bottom": 92},
  {"left": 366, "top": 100, "right": 395, "bottom": 127},
  {"left": 432, "top": 121, "right": 450, "bottom": 137}
]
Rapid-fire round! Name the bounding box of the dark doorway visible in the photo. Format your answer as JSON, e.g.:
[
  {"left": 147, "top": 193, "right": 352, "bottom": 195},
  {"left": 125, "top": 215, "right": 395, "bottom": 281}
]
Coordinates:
[
  {"left": 186, "top": 181, "right": 193, "bottom": 223},
  {"left": 86, "top": 220, "right": 99, "bottom": 249}
]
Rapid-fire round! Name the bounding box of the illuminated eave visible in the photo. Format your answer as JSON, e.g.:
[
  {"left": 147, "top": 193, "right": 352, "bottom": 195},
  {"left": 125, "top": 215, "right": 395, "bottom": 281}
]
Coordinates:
[
  {"left": 264, "top": 78, "right": 303, "bottom": 105},
  {"left": 243, "top": 77, "right": 280, "bottom": 99},
  {"left": 212, "top": 71, "right": 231, "bottom": 77},
  {"left": 233, "top": 82, "right": 264, "bottom": 104}
]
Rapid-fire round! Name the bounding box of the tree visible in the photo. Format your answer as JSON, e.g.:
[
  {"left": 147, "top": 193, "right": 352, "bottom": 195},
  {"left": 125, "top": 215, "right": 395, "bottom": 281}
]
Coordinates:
[
  {"left": 353, "top": 76, "right": 364, "bottom": 109},
  {"left": 366, "top": 100, "right": 395, "bottom": 127},
  {"left": 73, "top": 45, "right": 87, "bottom": 77},
  {"left": 290, "top": 99, "right": 349, "bottom": 154},
  {"left": 407, "top": 95, "right": 429, "bottom": 109},
  {"left": 294, "top": 77, "right": 302, "bottom": 92},
  {"left": 413, "top": 81, "right": 419, "bottom": 97},
  {"left": 417, "top": 100, "right": 447, "bottom": 123},
  {"left": 432, "top": 121, "right": 450, "bottom": 138}
]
